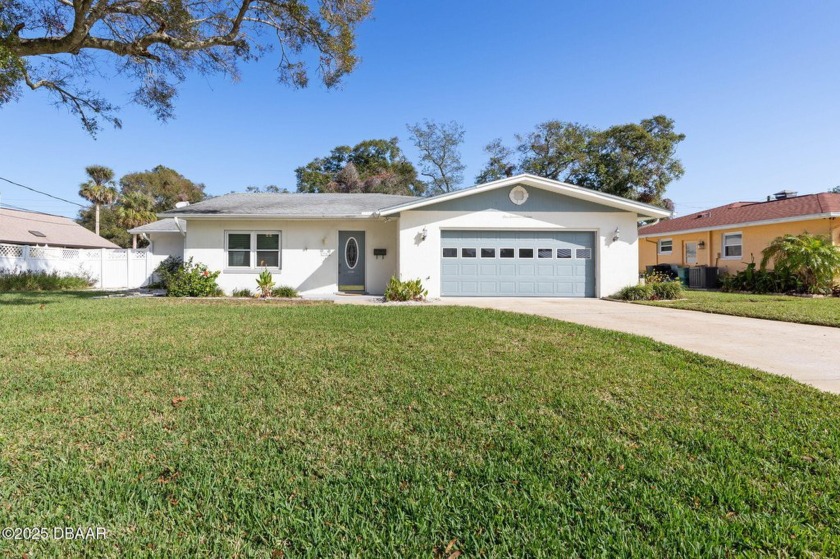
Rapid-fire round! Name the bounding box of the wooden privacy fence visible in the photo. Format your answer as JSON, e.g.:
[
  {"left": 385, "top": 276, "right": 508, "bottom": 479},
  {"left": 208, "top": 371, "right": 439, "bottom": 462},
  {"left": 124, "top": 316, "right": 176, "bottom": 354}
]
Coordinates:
[{"left": 0, "top": 243, "right": 168, "bottom": 289}]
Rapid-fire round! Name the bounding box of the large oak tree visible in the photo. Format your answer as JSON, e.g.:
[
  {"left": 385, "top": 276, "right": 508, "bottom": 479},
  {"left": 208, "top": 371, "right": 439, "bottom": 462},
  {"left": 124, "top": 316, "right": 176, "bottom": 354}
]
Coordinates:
[{"left": 0, "top": 0, "right": 372, "bottom": 134}]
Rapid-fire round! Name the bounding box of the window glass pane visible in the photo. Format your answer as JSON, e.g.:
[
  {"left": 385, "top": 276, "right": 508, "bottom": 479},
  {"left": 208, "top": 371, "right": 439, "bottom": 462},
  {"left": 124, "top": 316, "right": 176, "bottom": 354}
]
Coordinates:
[
  {"left": 461, "top": 248, "right": 476, "bottom": 258},
  {"left": 576, "top": 248, "right": 592, "bottom": 259},
  {"left": 228, "top": 250, "right": 250, "bottom": 267},
  {"left": 257, "top": 251, "right": 279, "bottom": 268},
  {"left": 481, "top": 248, "right": 496, "bottom": 258},
  {"left": 228, "top": 233, "right": 251, "bottom": 250},
  {"left": 538, "top": 248, "right": 552, "bottom": 258},
  {"left": 724, "top": 234, "right": 742, "bottom": 257},
  {"left": 557, "top": 248, "right": 572, "bottom": 258},
  {"left": 659, "top": 240, "right": 672, "bottom": 253},
  {"left": 519, "top": 248, "right": 534, "bottom": 258},
  {"left": 500, "top": 248, "right": 514, "bottom": 258},
  {"left": 257, "top": 233, "right": 279, "bottom": 250},
  {"left": 442, "top": 248, "right": 457, "bottom": 258}
]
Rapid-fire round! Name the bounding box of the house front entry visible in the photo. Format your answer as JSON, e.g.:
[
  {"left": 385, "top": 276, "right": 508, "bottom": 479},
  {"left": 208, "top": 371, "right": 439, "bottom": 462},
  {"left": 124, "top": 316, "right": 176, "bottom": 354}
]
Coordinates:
[
  {"left": 338, "top": 231, "right": 366, "bottom": 293},
  {"left": 685, "top": 241, "right": 698, "bottom": 265}
]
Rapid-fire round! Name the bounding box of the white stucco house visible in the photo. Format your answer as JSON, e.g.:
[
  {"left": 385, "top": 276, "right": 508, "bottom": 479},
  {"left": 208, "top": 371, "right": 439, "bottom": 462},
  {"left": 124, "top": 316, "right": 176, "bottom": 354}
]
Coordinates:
[{"left": 148, "top": 174, "right": 670, "bottom": 298}]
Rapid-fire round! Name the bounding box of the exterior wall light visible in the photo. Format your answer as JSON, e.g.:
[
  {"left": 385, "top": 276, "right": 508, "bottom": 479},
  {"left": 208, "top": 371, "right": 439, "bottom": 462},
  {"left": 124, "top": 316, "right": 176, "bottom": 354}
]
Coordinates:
[
  {"left": 420, "top": 227, "right": 428, "bottom": 241},
  {"left": 698, "top": 240, "right": 706, "bottom": 249},
  {"left": 612, "top": 227, "right": 620, "bottom": 242}
]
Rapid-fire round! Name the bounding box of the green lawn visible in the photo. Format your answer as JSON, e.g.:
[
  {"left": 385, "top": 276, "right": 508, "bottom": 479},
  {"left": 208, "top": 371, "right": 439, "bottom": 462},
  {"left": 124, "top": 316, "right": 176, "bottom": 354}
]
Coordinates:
[
  {"left": 637, "top": 289, "right": 840, "bottom": 327},
  {"left": 1, "top": 293, "right": 839, "bottom": 557}
]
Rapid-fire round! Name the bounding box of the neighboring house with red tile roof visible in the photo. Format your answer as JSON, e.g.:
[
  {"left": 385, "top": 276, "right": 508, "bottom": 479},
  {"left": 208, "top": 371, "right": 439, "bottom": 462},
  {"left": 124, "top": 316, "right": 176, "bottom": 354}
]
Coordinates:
[
  {"left": 0, "top": 207, "right": 119, "bottom": 249},
  {"left": 638, "top": 191, "right": 840, "bottom": 273}
]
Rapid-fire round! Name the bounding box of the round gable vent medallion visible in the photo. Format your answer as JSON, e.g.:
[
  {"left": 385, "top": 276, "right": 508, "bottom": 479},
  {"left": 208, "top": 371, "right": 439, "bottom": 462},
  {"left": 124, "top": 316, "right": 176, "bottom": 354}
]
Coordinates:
[{"left": 509, "top": 185, "right": 529, "bottom": 205}]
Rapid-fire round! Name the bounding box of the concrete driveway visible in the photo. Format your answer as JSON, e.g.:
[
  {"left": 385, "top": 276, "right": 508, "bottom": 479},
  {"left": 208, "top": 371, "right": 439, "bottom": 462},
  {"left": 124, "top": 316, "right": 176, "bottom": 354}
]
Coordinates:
[{"left": 440, "top": 297, "right": 840, "bottom": 394}]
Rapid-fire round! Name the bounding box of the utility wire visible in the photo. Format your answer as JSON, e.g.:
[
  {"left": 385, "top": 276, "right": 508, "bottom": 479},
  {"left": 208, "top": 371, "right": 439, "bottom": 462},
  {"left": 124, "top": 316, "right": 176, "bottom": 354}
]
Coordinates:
[{"left": 0, "top": 175, "right": 84, "bottom": 207}]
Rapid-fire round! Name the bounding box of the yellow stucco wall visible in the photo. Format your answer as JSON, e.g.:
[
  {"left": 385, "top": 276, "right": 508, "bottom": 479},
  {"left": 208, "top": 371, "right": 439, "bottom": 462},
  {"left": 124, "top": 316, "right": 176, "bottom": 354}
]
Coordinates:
[{"left": 639, "top": 217, "right": 839, "bottom": 273}]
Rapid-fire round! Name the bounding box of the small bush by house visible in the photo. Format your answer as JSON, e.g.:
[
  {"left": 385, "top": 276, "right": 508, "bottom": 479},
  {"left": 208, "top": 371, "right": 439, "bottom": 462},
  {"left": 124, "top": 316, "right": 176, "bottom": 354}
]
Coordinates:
[
  {"left": 271, "top": 285, "right": 299, "bottom": 298},
  {"left": 231, "top": 288, "right": 253, "bottom": 298},
  {"left": 0, "top": 269, "right": 93, "bottom": 291},
  {"left": 384, "top": 277, "right": 428, "bottom": 302},
  {"left": 156, "top": 258, "right": 221, "bottom": 297},
  {"left": 613, "top": 272, "right": 683, "bottom": 301}
]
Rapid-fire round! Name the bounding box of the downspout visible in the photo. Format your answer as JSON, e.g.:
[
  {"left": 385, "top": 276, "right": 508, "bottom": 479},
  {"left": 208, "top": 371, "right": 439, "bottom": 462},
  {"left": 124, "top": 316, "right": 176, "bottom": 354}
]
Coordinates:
[
  {"left": 173, "top": 217, "right": 186, "bottom": 237},
  {"left": 707, "top": 230, "right": 713, "bottom": 267}
]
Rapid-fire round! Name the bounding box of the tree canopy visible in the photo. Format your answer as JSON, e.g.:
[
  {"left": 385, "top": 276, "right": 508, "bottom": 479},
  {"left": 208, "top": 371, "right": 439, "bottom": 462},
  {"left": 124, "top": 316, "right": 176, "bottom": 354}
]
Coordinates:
[
  {"left": 295, "top": 138, "right": 425, "bottom": 196},
  {"left": 475, "top": 115, "right": 684, "bottom": 207},
  {"left": 120, "top": 165, "right": 206, "bottom": 212},
  {"left": 407, "top": 119, "right": 465, "bottom": 194},
  {"left": 77, "top": 164, "right": 204, "bottom": 246},
  {"left": 0, "top": 0, "right": 372, "bottom": 134}
]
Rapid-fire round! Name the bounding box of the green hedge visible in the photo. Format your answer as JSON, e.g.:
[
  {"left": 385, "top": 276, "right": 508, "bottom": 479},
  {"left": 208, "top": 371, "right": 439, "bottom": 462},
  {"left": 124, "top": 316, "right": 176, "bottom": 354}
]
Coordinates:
[{"left": 0, "top": 269, "right": 93, "bottom": 291}]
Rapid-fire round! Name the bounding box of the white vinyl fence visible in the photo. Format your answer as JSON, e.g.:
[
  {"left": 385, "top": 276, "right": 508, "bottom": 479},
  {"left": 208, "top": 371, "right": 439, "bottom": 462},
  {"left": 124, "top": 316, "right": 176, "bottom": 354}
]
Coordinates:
[{"left": 0, "top": 243, "right": 169, "bottom": 289}]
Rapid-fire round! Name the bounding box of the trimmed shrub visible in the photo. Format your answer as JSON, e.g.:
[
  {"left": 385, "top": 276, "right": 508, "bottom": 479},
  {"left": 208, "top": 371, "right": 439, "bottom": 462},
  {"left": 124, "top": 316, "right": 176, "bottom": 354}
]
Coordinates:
[
  {"left": 384, "top": 277, "right": 428, "bottom": 302},
  {"left": 163, "top": 258, "right": 221, "bottom": 297},
  {"left": 651, "top": 280, "right": 683, "bottom": 300},
  {"left": 153, "top": 256, "right": 183, "bottom": 290},
  {"left": 0, "top": 269, "right": 93, "bottom": 291},
  {"left": 271, "top": 285, "right": 299, "bottom": 298},
  {"left": 613, "top": 284, "right": 654, "bottom": 301},
  {"left": 720, "top": 262, "right": 798, "bottom": 294},
  {"left": 613, "top": 278, "right": 683, "bottom": 301},
  {"left": 231, "top": 288, "right": 253, "bottom": 298}
]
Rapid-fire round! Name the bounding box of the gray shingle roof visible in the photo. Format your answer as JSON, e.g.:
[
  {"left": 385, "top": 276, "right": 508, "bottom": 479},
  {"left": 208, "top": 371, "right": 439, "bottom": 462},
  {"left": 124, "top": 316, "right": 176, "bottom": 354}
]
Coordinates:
[
  {"left": 159, "top": 193, "right": 419, "bottom": 218},
  {"left": 0, "top": 208, "right": 120, "bottom": 249},
  {"left": 128, "top": 218, "right": 180, "bottom": 234}
]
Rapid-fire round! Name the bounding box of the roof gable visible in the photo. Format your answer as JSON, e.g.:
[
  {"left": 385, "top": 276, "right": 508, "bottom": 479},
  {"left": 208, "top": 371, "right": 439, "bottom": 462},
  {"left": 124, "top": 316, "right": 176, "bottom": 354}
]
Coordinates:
[
  {"left": 639, "top": 193, "right": 840, "bottom": 237},
  {"left": 417, "top": 182, "right": 623, "bottom": 213},
  {"left": 378, "top": 174, "right": 672, "bottom": 219}
]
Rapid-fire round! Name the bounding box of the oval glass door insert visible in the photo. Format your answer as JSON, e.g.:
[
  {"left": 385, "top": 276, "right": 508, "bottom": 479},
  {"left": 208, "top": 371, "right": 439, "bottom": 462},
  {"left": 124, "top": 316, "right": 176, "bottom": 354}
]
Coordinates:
[{"left": 345, "top": 237, "right": 359, "bottom": 269}]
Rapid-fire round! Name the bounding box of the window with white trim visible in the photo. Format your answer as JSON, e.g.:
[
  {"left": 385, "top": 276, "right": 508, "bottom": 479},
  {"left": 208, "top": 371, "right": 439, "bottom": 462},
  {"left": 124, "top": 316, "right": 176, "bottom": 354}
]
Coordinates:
[
  {"left": 658, "top": 239, "right": 673, "bottom": 254},
  {"left": 722, "top": 232, "right": 742, "bottom": 259},
  {"left": 226, "top": 231, "right": 281, "bottom": 269}
]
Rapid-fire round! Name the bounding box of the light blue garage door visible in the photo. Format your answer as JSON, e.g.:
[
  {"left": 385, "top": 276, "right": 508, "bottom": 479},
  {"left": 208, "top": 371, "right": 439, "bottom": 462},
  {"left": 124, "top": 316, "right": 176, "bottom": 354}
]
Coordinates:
[{"left": 441, "top": 231, "right": 596, "bottom": 297}]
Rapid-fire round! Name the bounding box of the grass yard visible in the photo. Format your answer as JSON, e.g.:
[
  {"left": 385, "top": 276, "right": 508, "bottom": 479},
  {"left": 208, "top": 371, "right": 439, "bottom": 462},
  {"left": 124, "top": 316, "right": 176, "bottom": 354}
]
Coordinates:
[
  {"left": 637, "top": 289, "right": 840, "bottom": 328},
  {"left": 1, "top": 293, "right": 839, "bottom": 557}
]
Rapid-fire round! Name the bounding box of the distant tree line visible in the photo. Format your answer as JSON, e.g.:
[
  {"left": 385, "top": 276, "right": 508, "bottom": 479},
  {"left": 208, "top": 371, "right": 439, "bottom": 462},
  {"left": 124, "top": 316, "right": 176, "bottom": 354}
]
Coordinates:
[
  {"left": 78, "top": 114, "right": 684, "bottom": 246},
  {"left": 296, "top": 115, "right": 684, "bottom": 209}
]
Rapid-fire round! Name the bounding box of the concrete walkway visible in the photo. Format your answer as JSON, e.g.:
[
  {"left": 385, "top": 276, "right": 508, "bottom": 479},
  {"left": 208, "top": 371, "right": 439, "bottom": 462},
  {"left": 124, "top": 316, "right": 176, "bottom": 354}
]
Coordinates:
[{"left": 440, "top": 297, "right": 840, "bottom": 394}]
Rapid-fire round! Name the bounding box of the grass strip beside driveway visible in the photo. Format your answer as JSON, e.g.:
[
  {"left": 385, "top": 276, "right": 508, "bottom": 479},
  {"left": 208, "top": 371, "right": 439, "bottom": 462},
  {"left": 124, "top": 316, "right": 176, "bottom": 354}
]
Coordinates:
[{"left": 636, "top": 289, "right": 840, "bottom": 327}]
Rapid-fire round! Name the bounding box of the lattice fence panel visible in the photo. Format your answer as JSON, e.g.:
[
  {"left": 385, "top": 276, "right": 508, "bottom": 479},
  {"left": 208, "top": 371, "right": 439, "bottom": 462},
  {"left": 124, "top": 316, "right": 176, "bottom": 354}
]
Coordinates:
[{"left": 0, "top": 244, "right": 23, "bottom": 258}]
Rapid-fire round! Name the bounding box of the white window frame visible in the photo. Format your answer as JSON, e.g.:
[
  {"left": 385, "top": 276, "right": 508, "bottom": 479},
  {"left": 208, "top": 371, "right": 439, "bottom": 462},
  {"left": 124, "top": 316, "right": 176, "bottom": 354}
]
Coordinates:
[
  {"left": 658, "top": 238, "right": 673, "bottom": 255},
  {"left": 722, "top": 232, "right": 743, "bottom": 260},
  {"left": 225, "top": 230, "right": 282, "bottom": 270}
]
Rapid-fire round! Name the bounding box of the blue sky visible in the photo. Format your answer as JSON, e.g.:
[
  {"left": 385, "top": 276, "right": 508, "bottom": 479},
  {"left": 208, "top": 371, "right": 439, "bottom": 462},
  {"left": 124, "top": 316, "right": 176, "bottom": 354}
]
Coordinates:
[{"left": 1, "top": 0, "right": 839, "bottom": 218}]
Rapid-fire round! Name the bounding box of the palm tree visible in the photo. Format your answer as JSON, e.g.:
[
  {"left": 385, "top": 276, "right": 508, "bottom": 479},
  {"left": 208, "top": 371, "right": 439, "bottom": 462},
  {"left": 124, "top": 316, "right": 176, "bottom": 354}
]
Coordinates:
[
  {"left": 761, "top": 233, "right": 840, "bottom": 294},
  {"left": 79, "top": 165, "right": 119, "bottom": 236},
  {"left": 115, "top": 191, "right": 157, "bottom": 248}
]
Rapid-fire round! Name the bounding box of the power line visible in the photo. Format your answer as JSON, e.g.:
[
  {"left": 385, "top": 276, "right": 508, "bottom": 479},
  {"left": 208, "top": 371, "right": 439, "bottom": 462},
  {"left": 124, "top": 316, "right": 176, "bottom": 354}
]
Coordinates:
[{"left": 0, "top": 175, "right": 84, "bottom": 207}]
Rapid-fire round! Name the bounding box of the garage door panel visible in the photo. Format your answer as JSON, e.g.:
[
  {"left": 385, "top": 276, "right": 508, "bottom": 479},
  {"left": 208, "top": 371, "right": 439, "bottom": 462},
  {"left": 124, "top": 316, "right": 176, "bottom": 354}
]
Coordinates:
[
  {"left": 441, "top": 230, "right": 595, "bottom": 297},
  {"left": 517, "top": 281, "right": 536, "bottom": 294}
]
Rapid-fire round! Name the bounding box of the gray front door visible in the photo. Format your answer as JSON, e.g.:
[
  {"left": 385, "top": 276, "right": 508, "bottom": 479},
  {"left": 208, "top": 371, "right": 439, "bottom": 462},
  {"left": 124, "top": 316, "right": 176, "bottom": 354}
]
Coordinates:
[
  {"left": 441, "top": 230, "right": 596, "bottom": 297},
  {"left": 338, "top": 231, "right": 365, "bottom": 293}
]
